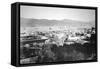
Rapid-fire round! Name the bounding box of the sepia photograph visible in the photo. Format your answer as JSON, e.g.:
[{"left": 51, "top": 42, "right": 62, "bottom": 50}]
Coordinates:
[{"left": 20, "top": 5, "right": 97, "bottom": 64}]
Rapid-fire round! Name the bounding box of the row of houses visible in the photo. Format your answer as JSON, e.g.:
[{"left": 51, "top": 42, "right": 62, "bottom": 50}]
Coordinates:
[{"left": 20, "top": 27, "right": 95, "bottom": 47}]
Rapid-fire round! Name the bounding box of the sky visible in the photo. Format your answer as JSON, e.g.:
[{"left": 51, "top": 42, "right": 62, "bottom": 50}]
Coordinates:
[{"left": 20, "top": 5, "right": 95, "bottom": 22}]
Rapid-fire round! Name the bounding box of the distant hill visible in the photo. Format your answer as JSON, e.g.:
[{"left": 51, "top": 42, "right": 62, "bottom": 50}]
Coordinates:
[{"left": 20, "top": 18, "right": 95, "bottom": 28}]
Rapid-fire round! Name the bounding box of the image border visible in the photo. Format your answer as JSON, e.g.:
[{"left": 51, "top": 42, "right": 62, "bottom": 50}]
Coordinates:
[{"left": 17, "top": 2, "right": 98, "bottom": 66}]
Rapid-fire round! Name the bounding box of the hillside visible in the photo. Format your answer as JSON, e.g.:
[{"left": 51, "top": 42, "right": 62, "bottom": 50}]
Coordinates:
[{"left": 20, "top": 18, "right": 95, "bottom": 28}]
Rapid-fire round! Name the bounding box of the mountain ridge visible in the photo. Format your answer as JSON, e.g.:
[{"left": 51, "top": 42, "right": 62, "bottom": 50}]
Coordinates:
[{"left": 20, "top": 18, "right": 95, "bottom": 27}]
